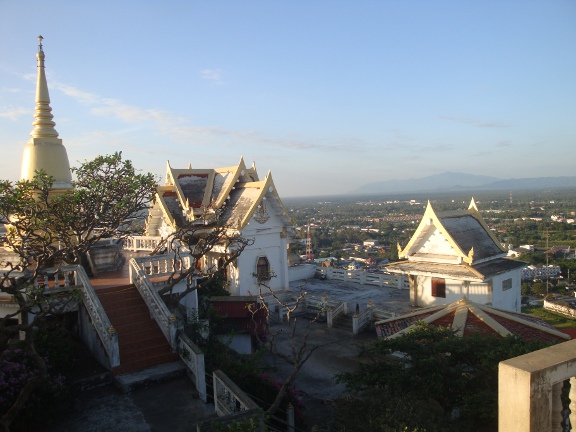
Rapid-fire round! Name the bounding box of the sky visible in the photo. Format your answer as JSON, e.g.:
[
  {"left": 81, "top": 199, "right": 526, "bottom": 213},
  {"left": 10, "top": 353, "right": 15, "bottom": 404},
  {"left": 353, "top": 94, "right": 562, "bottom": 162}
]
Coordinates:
[{"left": 0, "top": 1, "right": 575, "bottom": 197}]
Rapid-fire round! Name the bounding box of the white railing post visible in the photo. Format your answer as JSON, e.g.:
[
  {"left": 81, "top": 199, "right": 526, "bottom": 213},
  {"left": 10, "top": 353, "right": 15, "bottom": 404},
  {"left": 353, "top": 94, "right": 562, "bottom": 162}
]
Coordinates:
[
  {"left": 177, "top": 333, "right": 207, "bottom": 402},
  {"left": 287, "top": 404, "right": 295, "bottom": 432},
  {"left": 499, "top": 339, "right": 576, "bottom": 431},
  {"left": 569, "top": 377, "right": 576, "bottom": 428},
  {"left": 552, "top": 381, "right": 563, "bottom": 430},
  {"left": 327, "top": 308, "right": 333, "bottom": 328}
]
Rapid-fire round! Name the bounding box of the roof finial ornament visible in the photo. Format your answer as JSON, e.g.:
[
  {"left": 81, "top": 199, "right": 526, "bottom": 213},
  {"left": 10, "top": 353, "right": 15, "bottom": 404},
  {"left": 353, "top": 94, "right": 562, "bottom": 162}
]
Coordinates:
[{"left": 30, "top": 35, "right": 58, "bottom": 139}]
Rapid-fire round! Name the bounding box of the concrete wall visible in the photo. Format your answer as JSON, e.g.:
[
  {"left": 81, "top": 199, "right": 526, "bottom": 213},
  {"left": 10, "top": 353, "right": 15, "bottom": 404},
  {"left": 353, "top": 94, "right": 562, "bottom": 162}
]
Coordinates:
[
  {"left": 288, "top": 264, "right": 316, "bottom": 282},
  {"left": 414, "top": 276, "right": 491, "bottom": 307},
  {"left": 78, "top": 305, "right": 112, "bottom": 370},
  {"left": 88, "top": 239, "right": 125, "bottom": 273}
]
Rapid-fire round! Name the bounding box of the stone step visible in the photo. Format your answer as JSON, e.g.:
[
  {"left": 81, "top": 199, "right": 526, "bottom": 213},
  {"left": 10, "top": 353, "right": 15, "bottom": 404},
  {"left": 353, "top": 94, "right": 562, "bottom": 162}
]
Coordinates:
[
  {"left": 105, "top": 302, "right": 150, "bottom": 318},
  {"left": 113, "top": 361, "right": 186, "bottom": 393},
  {"left": 98, "top": 288, "right": 142, "bottom": 305},
  {"left": 115, "top": 324, "right": 165, "bottom": 342},
  {"left": 120, "top": 343, "right": 175, "bottom": 364},
  {"left": 95, "top": 284, "right": 178, "bottom": 376},
  {"left": 112, "top": 352, "right": 180, "bottom": 376},
  {"left": 120, "top": 333, "right": 168, "bottom": 353}
]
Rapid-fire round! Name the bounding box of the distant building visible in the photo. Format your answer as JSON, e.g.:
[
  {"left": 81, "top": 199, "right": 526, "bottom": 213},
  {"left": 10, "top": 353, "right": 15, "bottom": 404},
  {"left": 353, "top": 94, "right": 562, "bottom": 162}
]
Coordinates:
[
  {"left": 546, "top": 246, "right": 573, "bottom": 259},
  {"left": 522, "top": 265, "right": 562, "bottom": 281}
]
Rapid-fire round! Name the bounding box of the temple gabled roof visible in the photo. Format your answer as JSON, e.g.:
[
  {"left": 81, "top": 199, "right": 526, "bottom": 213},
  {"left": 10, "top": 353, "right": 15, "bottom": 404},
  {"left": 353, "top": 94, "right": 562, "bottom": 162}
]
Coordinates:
[
  {"left": 398, "top": 198, "right": 506, "bottom": 265},
  {"left": 386, "top": 198, "right": 524, "bottom": 281},
  {"left": 374, "top": 297, "right": 570, "bottom": 344},
  {"left": 148, "top": 158, "right": 292, "bottom": 233}
]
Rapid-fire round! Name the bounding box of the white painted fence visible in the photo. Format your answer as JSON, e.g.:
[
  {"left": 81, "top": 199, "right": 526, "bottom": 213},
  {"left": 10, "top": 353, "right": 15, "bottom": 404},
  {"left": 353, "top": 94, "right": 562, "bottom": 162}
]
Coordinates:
[
  {"left": 124, "top": 235, "right": 162, "bottom": 251},
  {"left": 317, "top": 267, "right": 408, "bottom": 289},
  {"left": 544, "top": 299, "right": 576, "bottom": 319}
]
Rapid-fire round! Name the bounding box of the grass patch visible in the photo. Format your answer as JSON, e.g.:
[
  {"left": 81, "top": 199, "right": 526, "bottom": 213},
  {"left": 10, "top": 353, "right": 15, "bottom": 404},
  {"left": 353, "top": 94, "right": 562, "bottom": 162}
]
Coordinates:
[{"left": 522, "top": 305, "right": 576, "bottom": 329}]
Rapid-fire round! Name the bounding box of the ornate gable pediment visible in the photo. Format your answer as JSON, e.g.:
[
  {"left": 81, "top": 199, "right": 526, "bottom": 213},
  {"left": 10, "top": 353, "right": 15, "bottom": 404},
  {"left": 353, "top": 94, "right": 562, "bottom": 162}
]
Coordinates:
[{"left": 399, "top": 199, "right": 500, "bottom": 265}]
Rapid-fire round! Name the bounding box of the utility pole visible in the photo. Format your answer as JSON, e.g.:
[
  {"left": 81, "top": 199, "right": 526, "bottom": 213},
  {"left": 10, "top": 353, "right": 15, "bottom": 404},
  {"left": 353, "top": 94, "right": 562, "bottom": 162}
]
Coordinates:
[
  {"left": 546, "top": 229, "right": 549, "bottom": 295},
  {"left": 305, "top": 222, "right": 314, "bottom": 261}
]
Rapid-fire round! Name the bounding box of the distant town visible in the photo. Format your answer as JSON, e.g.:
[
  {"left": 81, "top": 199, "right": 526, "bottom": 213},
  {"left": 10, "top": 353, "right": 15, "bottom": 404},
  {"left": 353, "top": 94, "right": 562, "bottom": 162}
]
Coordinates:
[{"left": 286, "top": 188, "right": 576, "bottom": 296}]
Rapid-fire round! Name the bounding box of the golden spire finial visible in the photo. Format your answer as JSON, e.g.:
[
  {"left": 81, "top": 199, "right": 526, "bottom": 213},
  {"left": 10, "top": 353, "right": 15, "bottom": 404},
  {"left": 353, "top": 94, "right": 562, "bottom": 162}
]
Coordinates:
[
  {"left": 21, "top": 36, "right": 72, "bottom": 190},
  {"left": 30, "top": 36, "right": 58, "bottom": 139}
]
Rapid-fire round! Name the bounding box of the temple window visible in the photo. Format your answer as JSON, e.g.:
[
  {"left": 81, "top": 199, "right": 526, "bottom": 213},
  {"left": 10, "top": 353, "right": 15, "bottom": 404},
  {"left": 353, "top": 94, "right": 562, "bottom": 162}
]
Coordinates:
[
  {"left": 256, "top": 256, "right": 270, "bottom": 281},
  {"left": 431, "top": 278, "right": 446, "bottom": 298}
]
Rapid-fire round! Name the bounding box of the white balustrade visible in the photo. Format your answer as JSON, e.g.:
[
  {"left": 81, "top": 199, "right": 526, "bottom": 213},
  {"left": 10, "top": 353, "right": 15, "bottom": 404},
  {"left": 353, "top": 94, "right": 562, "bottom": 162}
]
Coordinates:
[
  {"left": 213, "top": 369, "right": 258, "bottom": 417},
  {"left": 177, "top": 333, "right": 207, "bottom": 402},
  {"left": 499, "top": 338, "right": 576, "bottom": 431},
  {"left": 129, "top": 257, "right": 180, "bottom": 348},
  {"left": 73, "top": 265, "right": 120, "bottom": 368},
  {"left": 317, "top": 267, "right": 409, "bottom": 289},
  {"left": 123, "top": 235, "right": 163, "bottom": 251},
  {"left": 327, "top": 301, "right": 347, "bottom": 328}
]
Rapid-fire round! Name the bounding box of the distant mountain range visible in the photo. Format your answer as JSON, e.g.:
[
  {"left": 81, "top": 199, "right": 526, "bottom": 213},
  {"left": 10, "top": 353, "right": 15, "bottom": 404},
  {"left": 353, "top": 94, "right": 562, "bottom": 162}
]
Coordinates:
[{"left": 352, "top": 172, "right": 576, "bottom": 195}]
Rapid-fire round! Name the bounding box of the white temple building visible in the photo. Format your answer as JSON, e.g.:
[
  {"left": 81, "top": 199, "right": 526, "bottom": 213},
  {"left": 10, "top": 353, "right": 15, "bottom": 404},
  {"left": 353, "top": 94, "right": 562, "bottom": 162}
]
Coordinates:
[
  {"left": 386, "top": 199, "right": 525, "bottom": 312},
  {"left": 145, "top": 160, "right": 295, "bottom": 296}
]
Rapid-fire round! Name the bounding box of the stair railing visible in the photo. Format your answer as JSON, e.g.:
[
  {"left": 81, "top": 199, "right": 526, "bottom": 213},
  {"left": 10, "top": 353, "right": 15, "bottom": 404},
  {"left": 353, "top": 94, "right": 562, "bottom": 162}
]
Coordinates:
[
  {"left": 213, "top": 369, "right": 259, "bottom": 416},
  {"left": 177, "top": 333, "right": 207, "bottom": 402},
  {"left": 71, "top": 265, "right": 120, "bottom": 368},
  {"left": 327, "top": 301, "right": 347, "bottom": 328},
  {"left": 129, "top": 257, "right": 180, "bottom": 348}
]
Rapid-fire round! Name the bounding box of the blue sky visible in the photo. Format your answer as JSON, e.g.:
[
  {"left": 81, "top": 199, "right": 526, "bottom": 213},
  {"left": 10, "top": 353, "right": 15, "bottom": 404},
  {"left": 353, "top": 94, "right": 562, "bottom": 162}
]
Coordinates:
[{"left": 1, "top": 1, "right": 575, "bottom": 197}]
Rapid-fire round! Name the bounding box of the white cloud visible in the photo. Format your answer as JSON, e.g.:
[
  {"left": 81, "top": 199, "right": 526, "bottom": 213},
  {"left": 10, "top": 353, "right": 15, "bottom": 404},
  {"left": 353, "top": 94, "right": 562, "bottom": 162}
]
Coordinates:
[
  {"left": 0, "top": 106, "right": 29, "bottom": 121},
  {"left": 50, "top": 81, "right": 370, "bottom": 154},
  {"left": 200, "top": 68, "right": 223, "bottom": 83}
]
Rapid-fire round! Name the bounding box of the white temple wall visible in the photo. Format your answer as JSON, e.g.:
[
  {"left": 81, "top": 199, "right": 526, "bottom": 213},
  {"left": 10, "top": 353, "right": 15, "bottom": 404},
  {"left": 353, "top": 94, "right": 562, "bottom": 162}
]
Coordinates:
[
  {"left": 415, "top": 276, "right": 492, "bottom": 307},
  {"left": 490, "top": 268, "right": 522, "bottom": 312}
]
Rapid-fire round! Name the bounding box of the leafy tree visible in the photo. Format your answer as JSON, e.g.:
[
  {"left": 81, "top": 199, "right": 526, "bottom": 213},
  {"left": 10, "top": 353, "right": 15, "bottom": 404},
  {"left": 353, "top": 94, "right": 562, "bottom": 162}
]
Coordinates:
[
  {"left": 0, "top": 152, "right": 155, "bottom": 431},
  {"left": 335, "top": 323, "right": 550, "bottom": 431},
  {"left": 149, "top": 206, "right": 255, "bottom": 308},
  {"left": 521, "top": 282, "right": 532, "bottom": 296},
  {"left": 531, "top": 281, "right": 548, "bottom": 296}
]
